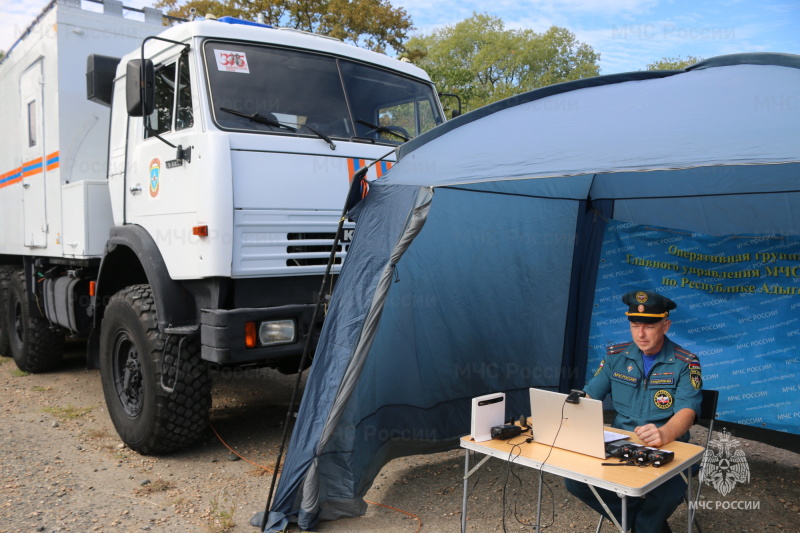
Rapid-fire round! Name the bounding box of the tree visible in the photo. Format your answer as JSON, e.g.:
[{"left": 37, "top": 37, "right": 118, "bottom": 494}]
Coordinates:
[
  {"left": 646, "top": 56, "right": 704, "bottom": 70},
  {"left": 154, "top": 0, "right": 412, "bottom": 54},
  {"left": 405, "top": 13, "right": 600, "bottom": 111}
]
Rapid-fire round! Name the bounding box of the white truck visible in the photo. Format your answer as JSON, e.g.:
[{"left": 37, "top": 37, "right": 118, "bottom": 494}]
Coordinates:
[{"left": 0, "top": 0, "right": 444, "bottom": 453}]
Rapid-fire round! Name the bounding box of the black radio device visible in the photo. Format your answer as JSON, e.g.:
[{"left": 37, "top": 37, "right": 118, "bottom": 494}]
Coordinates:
[{"left": 491, "top": 424, "right": 523, "bottom": 440}]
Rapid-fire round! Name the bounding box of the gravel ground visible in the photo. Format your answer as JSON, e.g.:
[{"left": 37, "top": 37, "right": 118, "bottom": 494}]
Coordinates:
[{"left": 1, "top": 344, "right": 798, "bottom": 533}]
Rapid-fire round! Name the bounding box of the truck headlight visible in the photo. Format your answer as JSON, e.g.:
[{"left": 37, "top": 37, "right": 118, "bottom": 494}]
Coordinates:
[{"left": 258, "top": 319, "right": 296, "bottom": 346}]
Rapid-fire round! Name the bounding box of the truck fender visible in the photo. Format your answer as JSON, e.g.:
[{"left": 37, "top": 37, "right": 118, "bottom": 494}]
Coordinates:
[{"left": 88, "top": 225, "right": 196, "bottom": 368}]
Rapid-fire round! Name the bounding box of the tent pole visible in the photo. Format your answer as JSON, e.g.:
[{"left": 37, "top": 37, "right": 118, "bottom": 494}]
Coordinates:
[{"left": 259, "top": 165, "right": 372, "bottom": 532}]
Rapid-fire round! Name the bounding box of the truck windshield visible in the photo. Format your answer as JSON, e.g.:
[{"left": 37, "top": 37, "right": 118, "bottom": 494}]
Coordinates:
[{"left": 203, "top": 41, "right": 442, "bottom": 145}]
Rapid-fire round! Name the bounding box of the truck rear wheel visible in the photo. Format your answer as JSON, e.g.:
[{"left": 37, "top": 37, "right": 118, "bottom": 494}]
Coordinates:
[
  {"left": 0, "top": 266, "right": 14, "bottom": 357},
  {"left": 99, "top": 284, "right": 211, "bottom": 454},
  {"left": 4, "top": 270, "right": 65, "bottom": 372}
]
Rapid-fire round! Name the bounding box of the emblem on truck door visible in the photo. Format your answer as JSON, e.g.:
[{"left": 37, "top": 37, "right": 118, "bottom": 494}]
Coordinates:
[{"left": 149, "top": 158, "right": 160, "bottom": 197}]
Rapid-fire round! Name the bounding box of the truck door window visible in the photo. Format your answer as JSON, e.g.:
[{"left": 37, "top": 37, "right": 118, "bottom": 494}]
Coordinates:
[
  {"left": 176, "top": 55, "right": 193, "bottom": 130},
  {"left": 145, "top": 62, "right": 176, "bottom": 138},
  {"left": 376, "top": 98, "right": 438, "bottom": 141}
]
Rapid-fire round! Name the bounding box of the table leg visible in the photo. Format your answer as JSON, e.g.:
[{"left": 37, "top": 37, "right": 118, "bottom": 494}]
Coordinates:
[
  {"left": 621, "top": 495, "right": 627, "bottom": 532},
  {"left": 535, "top": 471, "right": 544, "bottom": 531},
  {"left": 686, "top": 468, "right": 693, "bottom": 533},
  {"left": 461, "top": 450, "right": 470, "bottom": 533}
]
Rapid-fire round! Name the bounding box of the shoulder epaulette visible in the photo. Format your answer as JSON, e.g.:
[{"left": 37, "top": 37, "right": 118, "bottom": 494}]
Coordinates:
[
  {"left": 674, "top": 346, "right": 699, "bottom": 364},
  {"left": 606, "top": 342, "right": 632, "bottom": 356}
]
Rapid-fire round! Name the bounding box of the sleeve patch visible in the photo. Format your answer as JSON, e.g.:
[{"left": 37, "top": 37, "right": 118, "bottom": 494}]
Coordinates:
[{"left": 594, "top": 360, "right": 604, "bottom": 376}]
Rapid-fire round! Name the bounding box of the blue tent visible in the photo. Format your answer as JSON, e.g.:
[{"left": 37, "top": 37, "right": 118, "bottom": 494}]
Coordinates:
[{"left": 263, "top": 53, "right": 800, "bottom": 531}]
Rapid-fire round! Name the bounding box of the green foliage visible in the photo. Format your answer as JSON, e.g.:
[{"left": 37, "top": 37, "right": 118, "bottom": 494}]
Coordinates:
[
  {"left": 207, "top": 490, "right": 236, "bottom": 532},
  {"left": 154, "top": 0, "right": 412, "bottom": 54},
  {"left": 42, "top": 405, "right": 93, "bottom": 420},
  {"left": 646, "top": 56, "right": 704, "bottom": 70},
  {"left": 405, "top": 12, "right": 600, "bottom": 111}
]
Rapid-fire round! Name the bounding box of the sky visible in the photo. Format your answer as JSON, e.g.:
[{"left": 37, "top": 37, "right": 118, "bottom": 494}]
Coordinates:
[{"left": 1, "top": 0, "right": 798, "bottom": 73}]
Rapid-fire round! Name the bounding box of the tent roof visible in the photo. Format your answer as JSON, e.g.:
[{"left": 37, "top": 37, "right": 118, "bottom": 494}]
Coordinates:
[{"left": 391, "top": 53, "right": 799, "bottom": 191}]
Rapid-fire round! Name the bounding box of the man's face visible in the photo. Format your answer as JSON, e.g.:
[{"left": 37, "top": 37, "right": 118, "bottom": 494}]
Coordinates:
[{"left": 629, "top": 319, "right": 670, "bottom": 355}]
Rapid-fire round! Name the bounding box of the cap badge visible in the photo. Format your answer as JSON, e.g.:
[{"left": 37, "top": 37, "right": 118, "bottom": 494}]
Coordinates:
[
  {"left": 636, "top": 291, "right": 648, "bottom": 304},
  {"left": 638, "top": 305, "right": 645, "bottom": 313}
]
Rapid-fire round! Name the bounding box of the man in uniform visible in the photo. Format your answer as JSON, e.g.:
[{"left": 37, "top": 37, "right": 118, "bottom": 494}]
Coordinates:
[{"left": 565, "top": 289, "right": 702, "bottom": 532}]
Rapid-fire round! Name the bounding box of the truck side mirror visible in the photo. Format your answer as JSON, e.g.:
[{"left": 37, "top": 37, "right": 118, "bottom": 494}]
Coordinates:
[{"left": 126, "top": 58, "right": 155, "bottom": 117}]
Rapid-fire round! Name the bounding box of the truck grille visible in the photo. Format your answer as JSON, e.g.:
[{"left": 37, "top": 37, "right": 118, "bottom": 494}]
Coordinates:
[{"left": 286, "top": 233, "right": 349, "bottom": 267}]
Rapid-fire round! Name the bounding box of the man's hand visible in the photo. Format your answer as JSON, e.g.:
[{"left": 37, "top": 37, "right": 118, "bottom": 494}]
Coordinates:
[
  {"left": 634, "top": 408, "right": 696, "bottom": 447},
  {"left": 634, "top": 423, "right": 666, "bottom": 447}
]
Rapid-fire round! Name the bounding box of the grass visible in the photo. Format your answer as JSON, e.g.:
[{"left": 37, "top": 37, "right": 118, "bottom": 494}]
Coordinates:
[
  {"left": 86, "top": 428, "right": 113, "bottom": 440},
  {"left": 10, "top": 368, "right": 29, "bottom": 377},
  {"left": 42, "top": 405, "right": 93, "bottom": 421},
  {"left": 31, "top": 385, "right": 51, "bottom": 392},
  {"left": 247, "top": 466, "right": 272, "bottom": 477},
  {"left": 0, "top": 356, "right": 10, "bottom": 365},
  {"left": 135, "top": 478, "right": 176, "bottom": 495},
  {"left": 206, "top": 490, "right": 236, "bottom": 533}
]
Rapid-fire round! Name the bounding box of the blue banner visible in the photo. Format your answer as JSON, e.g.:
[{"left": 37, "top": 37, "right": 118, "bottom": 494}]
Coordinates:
[{"left": 589, "top": 221, "right": 800, "bottom": 435}]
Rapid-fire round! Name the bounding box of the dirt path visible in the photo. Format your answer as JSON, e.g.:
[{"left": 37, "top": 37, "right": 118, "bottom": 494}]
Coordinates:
[{"left": 1, "top": 345, "right": 798, "bottom": 532}]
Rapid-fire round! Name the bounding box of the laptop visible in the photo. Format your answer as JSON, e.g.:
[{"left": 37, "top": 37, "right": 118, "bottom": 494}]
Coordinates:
[{"left": 528, "top": 388, "right": 627, "bottom": 459}]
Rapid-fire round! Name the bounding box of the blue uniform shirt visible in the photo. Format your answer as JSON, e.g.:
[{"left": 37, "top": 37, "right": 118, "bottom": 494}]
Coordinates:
[{"left": 584, "top": 336, "right": 702, "bottom": 442}]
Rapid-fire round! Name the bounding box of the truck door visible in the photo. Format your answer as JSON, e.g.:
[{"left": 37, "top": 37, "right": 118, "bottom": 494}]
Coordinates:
[
  {"left": 126, "top": 54, "right": 198, "bottom": 229},
  {"left": 20, "top": 59, "right": 48, "bottom": 248}
]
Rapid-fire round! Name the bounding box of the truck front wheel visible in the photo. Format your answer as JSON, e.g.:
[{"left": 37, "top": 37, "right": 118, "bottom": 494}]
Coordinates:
[
  {"left": 99, "top": 285, "right": 211, "bottom": 454},
  {"left": 4, "top": 270, "right": 65, "bottom": 372}
]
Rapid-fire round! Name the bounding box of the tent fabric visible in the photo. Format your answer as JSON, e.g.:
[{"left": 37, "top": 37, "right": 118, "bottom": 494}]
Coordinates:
[
  {"left": 263, "top": 183, "right": 425, "bottom": 530},
  {"left": 264, "top": 54, "right": 800, "bottom": 531},
  {"left": 391, "top": 64, "right": 799, "bottom": 188}
]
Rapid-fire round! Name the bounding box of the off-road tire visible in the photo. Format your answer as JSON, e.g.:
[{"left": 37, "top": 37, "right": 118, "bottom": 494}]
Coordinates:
[
  {"left": 99, "top": 284, "right": 210, "bottom": 454},
  {"left": 4, "top": 269, "right": 65, "bottom": 372},
  {"left": 0, "top": 265, "right": 15, "bottom": 357}
]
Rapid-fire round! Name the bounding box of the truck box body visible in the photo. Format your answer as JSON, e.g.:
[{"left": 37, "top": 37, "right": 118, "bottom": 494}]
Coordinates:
[{"left": 1, "top": 1, "right": 164, "bottom": 255}]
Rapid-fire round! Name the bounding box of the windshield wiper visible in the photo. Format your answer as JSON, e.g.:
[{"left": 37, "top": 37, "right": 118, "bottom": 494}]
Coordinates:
[
  {"left": 302, "top": 123, "right": 336, "bottom": 150},
  {"left": 220, "top": 107, "right": 296, "bottom": 132},
  {"left": 357, "top": 119, "right": 409, "bottom": 142}
]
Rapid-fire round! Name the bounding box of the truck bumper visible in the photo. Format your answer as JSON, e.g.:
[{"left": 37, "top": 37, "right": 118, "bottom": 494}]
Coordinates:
[{"left": 200, "top": 304, "right": 321, "bottom": 365}]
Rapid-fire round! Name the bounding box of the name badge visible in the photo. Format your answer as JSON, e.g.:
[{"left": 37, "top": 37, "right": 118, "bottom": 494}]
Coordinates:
[
  {"left": 612, "top": 371, "right": 639, "bottom": 385},
  {"left": 649, "top": 377, "right": 675, "bottom": 386}
]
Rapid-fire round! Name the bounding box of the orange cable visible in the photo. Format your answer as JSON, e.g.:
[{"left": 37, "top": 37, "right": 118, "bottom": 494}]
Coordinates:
[
  {"left": 210, "top": 422, "right": 275, "bottom": 473},
  {"left": 210, "top": 423, "right": 422, "bottom": 532}
]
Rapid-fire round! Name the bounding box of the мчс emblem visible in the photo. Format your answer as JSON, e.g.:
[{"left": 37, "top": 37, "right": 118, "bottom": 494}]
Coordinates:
[
  {"left": 636, "top": 291, "right": 648, "bottom": 304},
  {"left": 149, "top": 158, "right": 161, "bottom": 197},
  {"left": 701, "top": 428, "right": 750, "bottom": 496},
  {"left": 690, "top": 368, "right": 702, "bottom": 390},
  {"left": 653, "top": 389, "right": 673, "bottom": 409}
]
